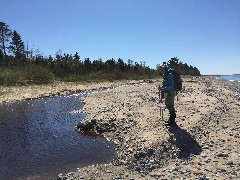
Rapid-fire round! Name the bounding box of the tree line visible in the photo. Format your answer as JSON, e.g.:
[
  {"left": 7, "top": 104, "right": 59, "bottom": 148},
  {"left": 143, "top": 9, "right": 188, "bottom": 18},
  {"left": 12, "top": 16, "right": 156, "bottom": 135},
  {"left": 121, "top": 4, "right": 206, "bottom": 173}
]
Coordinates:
[
  {"left": 156, "top": 57, "right": 201, "bottom": 76},
  {"left": 0, "top": 21, "right": 200, "bottom": 85}
]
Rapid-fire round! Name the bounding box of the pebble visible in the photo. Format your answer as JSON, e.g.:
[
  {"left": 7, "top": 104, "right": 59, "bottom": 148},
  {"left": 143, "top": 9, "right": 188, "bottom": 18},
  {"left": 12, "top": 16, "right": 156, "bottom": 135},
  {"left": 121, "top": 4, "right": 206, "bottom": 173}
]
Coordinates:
[
  {"left": 226, "top": 161, "right": 234, "bottom": 166},
  {"left": 181, "top": 161, "right": 188, "bottom": 165},
  {"left": 199, "top": 175, "right": 210, "bottom": 180},
  {"left": 202, "top": 145, "right": 210, "bottom": 149},
  {"left": 57, "top": 173, "right": 63, "bottom": 180},
  {"left": 67, "top": 172, "right": 74, "bottom": 176},
  {"left": 216, "top": 152, "right": 229, "bottom": 157},
  {"left": 200, "top": 154, "right": 207, "bottom": 158},
  {"left": 150, "top": 172, "right": 163, "bottom": 177},
  {"left": 191, "top": 169, "right": 202, "bottom": 175},
  {"left": 172, "top": 171, "right": 178, "bottom": 175},
  {"left": 217, "top": 168, "right": 227, "bottom": 172},
  {"left": 149, "top": 159, "right": 155, "bottom": 164},
  {"left": 198, "top": 162, "right": 205, "bottom": 166},
  {"left": 105, "top": 169, "right": 113, "bottom": 173},
  {"left": 114, "top": 175, "right": 124, "bottom": 179}
]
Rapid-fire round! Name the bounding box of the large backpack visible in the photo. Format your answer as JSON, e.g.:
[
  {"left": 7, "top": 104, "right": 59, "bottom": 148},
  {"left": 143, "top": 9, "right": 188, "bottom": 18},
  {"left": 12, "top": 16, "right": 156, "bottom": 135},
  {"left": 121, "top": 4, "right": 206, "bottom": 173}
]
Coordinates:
[{"left": 172, "top": 69, "right": 182, "bottom": 93}]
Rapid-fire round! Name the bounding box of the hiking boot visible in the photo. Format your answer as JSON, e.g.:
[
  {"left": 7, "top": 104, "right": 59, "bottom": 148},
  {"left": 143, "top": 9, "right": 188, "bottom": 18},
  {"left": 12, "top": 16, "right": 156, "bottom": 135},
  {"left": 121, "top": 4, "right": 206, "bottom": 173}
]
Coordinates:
[
  {"left": 165, "top": 121, "right": 177, "bottom": 126},
  {"left": 165, "top": 111, "right": 177, "bottom": 126}
]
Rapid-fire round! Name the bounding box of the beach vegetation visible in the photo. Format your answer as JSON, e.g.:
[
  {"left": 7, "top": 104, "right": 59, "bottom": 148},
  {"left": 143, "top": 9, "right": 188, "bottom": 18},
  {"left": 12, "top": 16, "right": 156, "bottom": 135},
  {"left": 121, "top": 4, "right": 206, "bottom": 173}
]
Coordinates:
[{"left": 0, "top": 21, "right": 201, "bottom": 86}]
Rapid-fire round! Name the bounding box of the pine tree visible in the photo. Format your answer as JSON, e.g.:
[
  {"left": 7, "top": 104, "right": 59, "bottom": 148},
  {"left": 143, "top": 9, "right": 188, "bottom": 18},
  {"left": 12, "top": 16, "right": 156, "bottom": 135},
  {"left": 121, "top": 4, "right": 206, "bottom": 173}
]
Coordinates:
[
  {"left": 0, "top": 22, "right": 12, "bottom": 57},
  {"left": 0, "top": 49, "right": 4, "bottom": 65},
  {"left": 9, "top": 30, "right": 26, "bottom": 64}
]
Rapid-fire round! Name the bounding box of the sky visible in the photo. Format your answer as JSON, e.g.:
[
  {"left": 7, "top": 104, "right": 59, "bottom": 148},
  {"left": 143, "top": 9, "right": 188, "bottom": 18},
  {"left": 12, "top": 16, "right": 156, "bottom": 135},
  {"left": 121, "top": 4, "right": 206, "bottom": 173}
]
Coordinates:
[{"left": 1, "top": 0, "right": 240, "bottom": 75}]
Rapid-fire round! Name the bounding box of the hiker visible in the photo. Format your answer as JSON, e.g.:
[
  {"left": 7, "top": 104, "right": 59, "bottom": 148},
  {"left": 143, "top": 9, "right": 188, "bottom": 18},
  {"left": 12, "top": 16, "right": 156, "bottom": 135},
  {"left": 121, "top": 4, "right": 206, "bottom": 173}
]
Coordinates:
[{"left": 158, "top": 62, "right": 177, "bottom": 126}]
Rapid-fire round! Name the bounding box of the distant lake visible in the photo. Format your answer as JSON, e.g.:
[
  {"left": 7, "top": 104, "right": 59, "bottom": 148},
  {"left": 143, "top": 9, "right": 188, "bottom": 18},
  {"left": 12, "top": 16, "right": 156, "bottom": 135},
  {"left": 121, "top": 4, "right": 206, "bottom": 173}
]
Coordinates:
[{"left": 218, "top": 74, "right": 240, "bottom": 82}]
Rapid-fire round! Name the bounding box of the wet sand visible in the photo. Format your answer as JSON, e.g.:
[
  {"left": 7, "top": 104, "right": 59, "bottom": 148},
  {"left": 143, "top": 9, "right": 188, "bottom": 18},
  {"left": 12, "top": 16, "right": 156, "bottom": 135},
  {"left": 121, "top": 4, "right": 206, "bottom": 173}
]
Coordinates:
[{"left": 1, "top": 77, "right": 239, "bottom": 179}]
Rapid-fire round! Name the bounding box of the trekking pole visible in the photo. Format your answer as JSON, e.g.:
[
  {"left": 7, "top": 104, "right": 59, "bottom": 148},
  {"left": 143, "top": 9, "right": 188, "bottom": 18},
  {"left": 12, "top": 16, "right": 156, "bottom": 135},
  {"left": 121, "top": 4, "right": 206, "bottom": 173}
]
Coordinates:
[
  {"left": 160, "top": 106, "right": 164, "bottom": 120},
  {"left": 159, "top": 89, "right": 164, "bottom": 121},
  {"left": 161, "top": 91, "right": 164, "bottom": 120}
]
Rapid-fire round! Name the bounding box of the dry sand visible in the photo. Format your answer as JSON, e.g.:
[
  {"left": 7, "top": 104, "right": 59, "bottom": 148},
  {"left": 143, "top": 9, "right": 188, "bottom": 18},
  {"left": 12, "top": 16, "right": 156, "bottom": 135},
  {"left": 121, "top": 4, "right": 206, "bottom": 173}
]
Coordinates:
[{"left": 0, "top": 77, "right": 239, "bottom": 179}]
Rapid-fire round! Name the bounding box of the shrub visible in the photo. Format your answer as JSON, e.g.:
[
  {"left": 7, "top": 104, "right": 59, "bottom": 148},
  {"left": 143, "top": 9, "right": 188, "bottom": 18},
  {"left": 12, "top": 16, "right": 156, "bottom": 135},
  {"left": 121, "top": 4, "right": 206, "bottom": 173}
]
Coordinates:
[
  {"left": 24, "top": 64, "right": 55, "bottom": 84},
  {"left": 0, "top": 65, "right": 54, "bottom": 86}
]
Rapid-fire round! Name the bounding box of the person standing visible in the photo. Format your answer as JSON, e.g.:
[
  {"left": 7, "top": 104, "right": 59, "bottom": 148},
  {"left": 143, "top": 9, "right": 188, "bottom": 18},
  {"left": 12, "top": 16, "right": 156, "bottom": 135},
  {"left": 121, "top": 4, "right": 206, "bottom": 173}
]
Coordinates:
[{"left": 158, "top": 62, "right": 177, "bottom": 126}]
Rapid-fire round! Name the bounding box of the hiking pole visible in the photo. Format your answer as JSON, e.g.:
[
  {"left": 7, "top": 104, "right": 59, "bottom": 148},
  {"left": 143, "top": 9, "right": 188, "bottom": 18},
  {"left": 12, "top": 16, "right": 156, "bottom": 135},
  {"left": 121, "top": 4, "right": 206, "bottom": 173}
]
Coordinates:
[
  {"left": 159, "top": 89, "right": 164, "bottom": 120},
  {"left": 160, "top": 106, "right": 164, "bottom": 120},
  {"left": 161, "top": 91, "right": 164, "bottom": 120}
]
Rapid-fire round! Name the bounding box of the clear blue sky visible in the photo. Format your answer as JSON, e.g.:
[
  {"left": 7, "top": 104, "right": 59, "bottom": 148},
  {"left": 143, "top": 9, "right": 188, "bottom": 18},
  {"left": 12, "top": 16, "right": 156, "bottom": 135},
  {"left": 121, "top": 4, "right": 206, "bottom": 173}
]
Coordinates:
[{"left": 1, "top": 0, "right": 240, "bottom": 75}]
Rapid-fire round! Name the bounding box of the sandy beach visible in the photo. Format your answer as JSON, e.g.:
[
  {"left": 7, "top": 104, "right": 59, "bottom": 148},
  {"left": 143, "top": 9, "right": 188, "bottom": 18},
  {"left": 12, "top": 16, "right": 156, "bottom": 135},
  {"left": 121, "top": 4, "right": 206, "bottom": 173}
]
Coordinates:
[
  {"left": 74, "top": 77, "right": 240, "bottom": 180},
  {"left": 0, "top": 81, "right": 129, "bottom": 104},
  {"left": 1, "top": 77, "right": 239, "bottom": 179}
]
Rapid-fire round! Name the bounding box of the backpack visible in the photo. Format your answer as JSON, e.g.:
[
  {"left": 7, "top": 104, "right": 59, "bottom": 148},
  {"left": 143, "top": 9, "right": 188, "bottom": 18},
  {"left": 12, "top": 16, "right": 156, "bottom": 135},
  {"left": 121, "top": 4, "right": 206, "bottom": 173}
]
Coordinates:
[{"left": 172, "top": 69, "right": 182, "bottom": 93}]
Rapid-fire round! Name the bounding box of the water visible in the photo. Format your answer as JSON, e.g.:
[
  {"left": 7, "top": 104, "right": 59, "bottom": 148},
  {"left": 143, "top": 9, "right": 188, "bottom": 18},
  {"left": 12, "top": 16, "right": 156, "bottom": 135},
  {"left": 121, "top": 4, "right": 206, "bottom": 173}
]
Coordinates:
[
  {"left": 0, "top": 94, "right": 115, "bottom": 180},
  {"left": 219, "top": 74, "right": 240, "bottom": 82}
]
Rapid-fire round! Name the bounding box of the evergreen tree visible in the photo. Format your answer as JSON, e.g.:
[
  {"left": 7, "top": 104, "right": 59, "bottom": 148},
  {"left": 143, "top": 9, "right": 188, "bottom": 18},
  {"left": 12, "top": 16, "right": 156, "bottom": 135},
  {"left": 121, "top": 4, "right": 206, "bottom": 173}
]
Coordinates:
[
  {"left": 73, "top": 52, "right": 80, "bottom": 61},
  {"left": 0, "top": 22, "right": 12, "bottom": 57},
  {"left": 9, "top": 30, "right": 26, "bottom": 63},
  {"left": 167, "top": 57, "right": 179, "bottom": 70},
  {"left": 117, "top": 58, "right": 125, "bottom": 72},
  {"left": 0, "top": 49, "right": 4, "bottom": 65}
]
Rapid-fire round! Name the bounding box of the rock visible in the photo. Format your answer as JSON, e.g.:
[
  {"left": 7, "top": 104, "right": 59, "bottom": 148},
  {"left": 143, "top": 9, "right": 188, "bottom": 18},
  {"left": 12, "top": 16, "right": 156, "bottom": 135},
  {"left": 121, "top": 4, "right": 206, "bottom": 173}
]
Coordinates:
[
  {"left": 216, "top": 152, "right": 229, "bottom": 157},
  {"left": 149, "top": 159, "right": 155, "bottom": 164},
  {"left": 172, "top": 171, "right": 178, "bottom": 175},
  {"left": 198, "top": 162, "right": 205, "bottom": 166},
  {"left": 202, "top": 145, "right": 210, "bottom": 149},
  {"left": 134, "top": 165, "right": 141, "bottom": 172},
  {"left": 105, "top": 169, "right": 112, "bottom": 173},
  {"left": 217, "top": 168, "right": 227, "bottom": 172},
  {"left": 149, "top": 172, "right": 163, "bottom": 177},
  {"left": 226, "top": 161, "right": 234, "bottom": 166},
  {"left": 67, "top": 172, "right": 74, "bottom": 176},
  {"left": 199, "top": 175, "right": 208, "bottom": 180},
  {"left": 200, "top": 154, "right": 207, "bottom": 158},
  {"left": 191, "top": 168, "right": 202, "bottom": 175},
  {"left": 57, "top": 173, "right": 63, "bottom": 180},
  {"left": 114, "top": 175, "right": 124, "bottom": 179},
  {"left": 77, "top": 119, "right": 97, "bottom": 131},
  {"left": 147, "top": 148, "right": 154, "bottom": 156}
]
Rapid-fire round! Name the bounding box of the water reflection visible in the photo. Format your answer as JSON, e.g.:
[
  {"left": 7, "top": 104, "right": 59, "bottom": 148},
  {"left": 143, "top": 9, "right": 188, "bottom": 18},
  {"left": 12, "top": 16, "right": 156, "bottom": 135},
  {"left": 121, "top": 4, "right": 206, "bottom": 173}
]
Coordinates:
[{"left": 0, "top": 94, "right": 115, "bottom": 180}]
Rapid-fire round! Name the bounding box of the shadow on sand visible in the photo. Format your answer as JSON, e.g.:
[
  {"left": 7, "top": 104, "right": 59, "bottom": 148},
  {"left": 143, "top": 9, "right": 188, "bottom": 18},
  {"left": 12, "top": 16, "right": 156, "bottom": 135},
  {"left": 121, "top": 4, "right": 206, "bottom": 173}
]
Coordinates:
[{"left": 167, "top": 125, "right": 202, "bottom": 159}]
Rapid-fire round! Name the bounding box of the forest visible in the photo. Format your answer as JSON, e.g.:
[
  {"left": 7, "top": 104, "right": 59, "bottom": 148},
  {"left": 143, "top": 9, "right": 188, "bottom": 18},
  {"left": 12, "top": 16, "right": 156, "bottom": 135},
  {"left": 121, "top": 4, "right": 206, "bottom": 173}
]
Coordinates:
[{"left": 0, "top": 22, "right": 201, "bottom": 86}]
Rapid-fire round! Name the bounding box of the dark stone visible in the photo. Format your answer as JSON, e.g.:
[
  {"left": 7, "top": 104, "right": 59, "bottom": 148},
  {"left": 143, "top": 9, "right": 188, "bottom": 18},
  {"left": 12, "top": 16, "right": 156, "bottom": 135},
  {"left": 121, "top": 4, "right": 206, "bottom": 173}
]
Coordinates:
[
  {"left": 77, "top": 119, "right": 97, "bottom": 131},
  {"left": 147, "top": 148, "right": 154, "bottom": 157}
]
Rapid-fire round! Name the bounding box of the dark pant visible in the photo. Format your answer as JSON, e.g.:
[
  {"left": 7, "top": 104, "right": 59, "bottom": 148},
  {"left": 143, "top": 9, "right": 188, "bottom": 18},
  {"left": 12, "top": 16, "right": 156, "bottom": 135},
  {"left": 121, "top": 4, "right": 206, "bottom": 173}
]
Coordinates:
[
  {"left": 165, "top": 90, "right": 175, "bottom": 112},
  {"left": 165, "top": 90, "right": 176, "bottom": 124}
]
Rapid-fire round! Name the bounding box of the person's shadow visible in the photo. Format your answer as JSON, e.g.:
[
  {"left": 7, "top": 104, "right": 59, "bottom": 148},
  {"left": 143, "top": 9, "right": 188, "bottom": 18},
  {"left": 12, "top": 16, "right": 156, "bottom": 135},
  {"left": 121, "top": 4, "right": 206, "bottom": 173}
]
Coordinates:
[{"left": 167, "top": 125, "right": 202, "bottom": 159}]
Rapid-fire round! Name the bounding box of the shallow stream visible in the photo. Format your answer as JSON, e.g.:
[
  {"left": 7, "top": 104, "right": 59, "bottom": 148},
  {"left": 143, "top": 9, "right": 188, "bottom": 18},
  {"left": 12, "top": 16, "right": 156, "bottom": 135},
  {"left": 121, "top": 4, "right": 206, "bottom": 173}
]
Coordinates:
[{"left": 0, "top": 93, "right": 115, "bottom": 179}]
